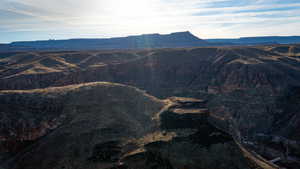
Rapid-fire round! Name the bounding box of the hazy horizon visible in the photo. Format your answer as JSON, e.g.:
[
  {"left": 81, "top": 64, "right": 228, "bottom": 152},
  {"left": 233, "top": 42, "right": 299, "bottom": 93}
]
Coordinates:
[
  {"left": 2, "top": 31, "right": 300, "bottom": 44},
  {"left": 1, "top": 0, "right": 300, "bottom": 43}
]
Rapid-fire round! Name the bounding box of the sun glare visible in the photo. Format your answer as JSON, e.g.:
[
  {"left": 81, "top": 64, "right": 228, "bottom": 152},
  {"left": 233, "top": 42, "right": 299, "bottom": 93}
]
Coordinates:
[{"left": 108, "top": 0, "right": 155, "bottom": 18}]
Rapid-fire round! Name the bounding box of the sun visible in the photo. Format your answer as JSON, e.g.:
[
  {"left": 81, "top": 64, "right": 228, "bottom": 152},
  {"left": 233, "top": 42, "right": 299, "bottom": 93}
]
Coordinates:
[
  {"left": 99, "top": 0, "right": 163, "bottom": 34},
  {"left": 107, "top": 0, "right": 155, "bottom": 18}
]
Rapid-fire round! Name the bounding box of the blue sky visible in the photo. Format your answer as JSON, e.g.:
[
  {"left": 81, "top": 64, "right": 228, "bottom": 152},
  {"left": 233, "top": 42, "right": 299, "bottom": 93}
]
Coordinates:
[{"left": 0, "top": 0, "right": 300, "bottom": 43}]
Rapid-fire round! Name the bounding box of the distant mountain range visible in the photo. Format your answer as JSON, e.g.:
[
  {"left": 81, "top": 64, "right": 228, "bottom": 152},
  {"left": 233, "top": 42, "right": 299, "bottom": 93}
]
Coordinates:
[
  {"left": 1, "top": 31, "right": 300, "bottom": 51},
  {"left": 206, "top": 36, "right": 300, "bottom": 45},
  {"left": 2, "top": 31, "right": 208, "bottom": 51}
]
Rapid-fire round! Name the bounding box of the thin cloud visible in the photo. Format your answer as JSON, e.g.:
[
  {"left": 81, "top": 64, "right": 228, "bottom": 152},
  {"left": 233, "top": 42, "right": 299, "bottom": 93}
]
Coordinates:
[{"left": 0, "top": 0, "right": 300, "bottom": 43}]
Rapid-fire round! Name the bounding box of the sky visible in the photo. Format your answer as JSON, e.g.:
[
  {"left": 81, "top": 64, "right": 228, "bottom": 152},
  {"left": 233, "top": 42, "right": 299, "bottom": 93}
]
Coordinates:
[{"left": 0, "top": 0, "right": 300, "bottom": 43}]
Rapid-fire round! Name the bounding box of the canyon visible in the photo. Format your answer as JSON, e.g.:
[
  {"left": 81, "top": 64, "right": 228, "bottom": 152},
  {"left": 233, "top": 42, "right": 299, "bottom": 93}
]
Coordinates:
[{"left": 1, "top": 44, "right": 300, "bottom": 168}]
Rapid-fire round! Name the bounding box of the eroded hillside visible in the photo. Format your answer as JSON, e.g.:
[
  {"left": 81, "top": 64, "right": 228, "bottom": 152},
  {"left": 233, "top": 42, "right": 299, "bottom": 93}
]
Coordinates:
[
  {"left": 0, "top": 82, "right": 273, "bottom": 169},
  {"left": 1, "top": 45, "right": 300, "bottom": 94},
  {"left": 1, "top": 44, "right": 300, "bottom": 168}
]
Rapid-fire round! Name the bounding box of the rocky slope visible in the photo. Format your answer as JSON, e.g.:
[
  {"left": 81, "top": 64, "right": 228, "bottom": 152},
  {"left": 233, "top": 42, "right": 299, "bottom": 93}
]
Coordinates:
[
  {"left": 0, "top": 82, "right": 273, "bottom": 169},
  {"left": 0, "top": 82, "right": 163, "bottom": 168},
  {"left": 1, "top": 44, "right": 300, "bottom": 94}
]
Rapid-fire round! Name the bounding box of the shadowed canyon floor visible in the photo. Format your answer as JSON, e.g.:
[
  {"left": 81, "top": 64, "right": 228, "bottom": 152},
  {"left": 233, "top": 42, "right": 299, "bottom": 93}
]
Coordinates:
[{"left": 1, "top": 44, "right": 300, "bottom": 168}]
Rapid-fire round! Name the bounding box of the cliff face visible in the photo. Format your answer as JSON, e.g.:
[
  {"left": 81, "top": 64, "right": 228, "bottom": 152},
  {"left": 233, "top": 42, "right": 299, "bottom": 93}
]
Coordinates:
[{"left": 0, "top": 83, "right": 269, "bottom": 169}]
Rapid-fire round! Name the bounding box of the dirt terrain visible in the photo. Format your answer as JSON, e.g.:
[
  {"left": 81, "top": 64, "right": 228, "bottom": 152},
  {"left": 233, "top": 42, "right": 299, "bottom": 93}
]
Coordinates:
[{"left": 1, "top": 44, "right": 300, "bottom": 168}]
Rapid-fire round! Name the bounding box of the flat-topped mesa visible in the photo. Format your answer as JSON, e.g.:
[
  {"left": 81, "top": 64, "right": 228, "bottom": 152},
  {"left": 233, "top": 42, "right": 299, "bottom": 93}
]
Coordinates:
[
  {"left": 6, "top": 31, "right": 208, "bottom": 51},
  {"left": 168, "top": 97, "right": 207, "bottom": 109},
  {"left": 159, "top": 97, "right": 209, "bottom": 130},
  {"left": 172, "top": 108, "right": 208, "bottom": 115}
]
